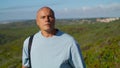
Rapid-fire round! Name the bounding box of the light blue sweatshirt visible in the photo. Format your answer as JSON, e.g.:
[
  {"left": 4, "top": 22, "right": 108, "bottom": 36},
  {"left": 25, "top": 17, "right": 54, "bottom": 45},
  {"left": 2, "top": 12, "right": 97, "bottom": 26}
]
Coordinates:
[{"left": 22, "top": 30, "right": 86, "bottom": 68}]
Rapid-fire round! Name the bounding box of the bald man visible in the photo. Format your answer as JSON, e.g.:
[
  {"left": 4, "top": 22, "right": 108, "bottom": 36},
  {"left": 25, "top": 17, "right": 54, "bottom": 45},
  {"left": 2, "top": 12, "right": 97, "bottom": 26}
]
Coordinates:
[{"left": 22, "top": 6, "right": 86, "bottom": 68}]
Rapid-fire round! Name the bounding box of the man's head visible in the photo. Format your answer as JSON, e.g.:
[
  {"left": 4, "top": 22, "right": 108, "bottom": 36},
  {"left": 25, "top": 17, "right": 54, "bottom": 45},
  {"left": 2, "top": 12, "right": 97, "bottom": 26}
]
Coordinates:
[{"left": 36, "top": 6, "right": 55, "bottom": 32}]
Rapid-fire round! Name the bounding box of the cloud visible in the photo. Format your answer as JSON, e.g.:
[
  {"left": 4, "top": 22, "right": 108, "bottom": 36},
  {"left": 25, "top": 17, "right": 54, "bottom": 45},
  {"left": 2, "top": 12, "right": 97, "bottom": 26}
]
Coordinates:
[
  {"left": 0, "top": 1, "right": 65, "bottom": 21},
  {"left": 55, "top": 3, "right": 120, "bottom": 18},
  {"left": 0, "top": 2, "right": 120, "bottom": 21},
  {"left": 0, "top": 0, "right": 64, "bottom": 12}
]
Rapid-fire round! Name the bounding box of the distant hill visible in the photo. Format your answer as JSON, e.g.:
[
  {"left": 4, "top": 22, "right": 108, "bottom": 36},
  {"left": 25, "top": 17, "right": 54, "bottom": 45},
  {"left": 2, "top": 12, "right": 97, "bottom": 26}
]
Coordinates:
[{"left": 0, "top": 19, "right": 120, "bottom": 68}]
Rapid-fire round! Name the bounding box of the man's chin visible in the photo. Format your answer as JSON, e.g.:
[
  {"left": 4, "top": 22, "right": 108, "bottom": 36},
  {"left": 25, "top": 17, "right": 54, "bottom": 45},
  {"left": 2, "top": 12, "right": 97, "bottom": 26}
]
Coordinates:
[{"left": 44, "top": 29, "right": 53, "bottom": 32}]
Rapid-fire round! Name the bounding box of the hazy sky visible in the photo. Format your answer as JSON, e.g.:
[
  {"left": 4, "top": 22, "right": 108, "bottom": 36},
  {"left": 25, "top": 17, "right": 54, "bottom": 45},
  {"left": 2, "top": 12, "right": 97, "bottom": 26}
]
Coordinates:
[{"left": 0, "top": 0, "right": 120, "bottom": 21}]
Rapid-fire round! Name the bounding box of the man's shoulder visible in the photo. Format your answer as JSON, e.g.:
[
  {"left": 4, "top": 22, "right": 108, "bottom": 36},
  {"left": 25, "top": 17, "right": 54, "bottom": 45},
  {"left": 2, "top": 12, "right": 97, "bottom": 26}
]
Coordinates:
[{"left": 58, "top": 30, "right": 74, "bottom": 41}]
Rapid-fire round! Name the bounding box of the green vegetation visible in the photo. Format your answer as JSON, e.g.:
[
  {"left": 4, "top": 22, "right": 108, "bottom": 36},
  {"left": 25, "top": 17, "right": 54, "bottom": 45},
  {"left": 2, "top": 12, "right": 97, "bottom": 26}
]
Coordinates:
[{"left": 0, "top": 19, "right": 120, "bottom": 68}]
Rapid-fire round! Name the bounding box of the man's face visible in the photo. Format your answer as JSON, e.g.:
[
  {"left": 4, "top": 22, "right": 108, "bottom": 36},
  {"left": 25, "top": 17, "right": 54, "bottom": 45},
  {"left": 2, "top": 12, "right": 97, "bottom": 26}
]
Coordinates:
[{"left": 36, "top": 8, "right": 55, "bottom": 32}]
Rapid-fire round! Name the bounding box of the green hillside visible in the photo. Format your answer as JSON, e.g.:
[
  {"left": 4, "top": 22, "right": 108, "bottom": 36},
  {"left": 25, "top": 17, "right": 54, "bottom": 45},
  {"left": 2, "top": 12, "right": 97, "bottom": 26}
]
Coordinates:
[{"left": 0, "top": 19, "right": 120, "bottom": 68}]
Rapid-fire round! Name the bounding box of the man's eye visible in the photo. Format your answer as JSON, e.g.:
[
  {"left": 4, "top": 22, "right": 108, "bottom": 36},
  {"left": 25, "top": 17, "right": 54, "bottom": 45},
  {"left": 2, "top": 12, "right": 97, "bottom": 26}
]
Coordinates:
[
  {"left": 49, "top": 16, "right": 54, "bottom": 18},
  {"left": 40, "top": 16, "right": 45, "bottom": 19}
]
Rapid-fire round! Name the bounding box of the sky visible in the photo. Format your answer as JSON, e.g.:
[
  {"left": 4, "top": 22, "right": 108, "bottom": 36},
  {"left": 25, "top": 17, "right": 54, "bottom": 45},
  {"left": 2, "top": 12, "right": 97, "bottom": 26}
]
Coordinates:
[{"left": 0, "top": 0, "right": 120, "bottom": 21}]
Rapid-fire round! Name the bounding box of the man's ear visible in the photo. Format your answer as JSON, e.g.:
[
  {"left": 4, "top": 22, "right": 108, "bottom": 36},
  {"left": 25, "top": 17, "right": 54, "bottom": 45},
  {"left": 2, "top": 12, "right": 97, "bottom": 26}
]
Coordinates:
[{"left": 36, "top": 18, "right": 39, "bottom": 26}]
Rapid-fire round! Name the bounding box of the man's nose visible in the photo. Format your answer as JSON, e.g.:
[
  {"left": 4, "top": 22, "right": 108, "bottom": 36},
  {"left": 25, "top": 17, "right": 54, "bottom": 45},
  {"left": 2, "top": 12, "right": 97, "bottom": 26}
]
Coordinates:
[{"left": 45, "top": 17, "right": 50, "bottom": 22}]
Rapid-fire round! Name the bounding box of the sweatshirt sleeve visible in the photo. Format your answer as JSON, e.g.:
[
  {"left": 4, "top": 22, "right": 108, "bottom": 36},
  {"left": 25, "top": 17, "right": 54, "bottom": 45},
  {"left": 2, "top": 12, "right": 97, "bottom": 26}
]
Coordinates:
[
  {"left": 70, "top": 40, "right": 86, "bottom": 68},
  {"left": 22, "top": 37, "right": 30, "bottom": 67}
]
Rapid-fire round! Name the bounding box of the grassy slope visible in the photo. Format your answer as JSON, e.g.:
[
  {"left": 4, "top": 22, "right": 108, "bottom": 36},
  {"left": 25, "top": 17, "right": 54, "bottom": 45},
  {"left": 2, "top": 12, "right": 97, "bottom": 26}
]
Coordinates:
[
  {"left": 57, "top": 20, "right": 120, "bottom": 68},
  {"left": 0, "top": 20, "right": 120, "bottom": 68}
]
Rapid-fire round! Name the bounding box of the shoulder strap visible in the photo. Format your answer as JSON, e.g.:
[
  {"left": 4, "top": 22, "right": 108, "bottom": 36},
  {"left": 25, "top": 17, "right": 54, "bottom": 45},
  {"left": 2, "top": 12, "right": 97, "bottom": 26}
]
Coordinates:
[{"left": 28, "top": 34, "right": 34, "bottom": 68}]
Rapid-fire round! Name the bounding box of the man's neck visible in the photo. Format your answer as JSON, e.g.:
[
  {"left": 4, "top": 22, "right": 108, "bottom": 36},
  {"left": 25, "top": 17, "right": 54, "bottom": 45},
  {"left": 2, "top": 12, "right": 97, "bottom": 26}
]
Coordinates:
[{"left": 41, "top": 29, "right": 57, "bottom": 38}]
